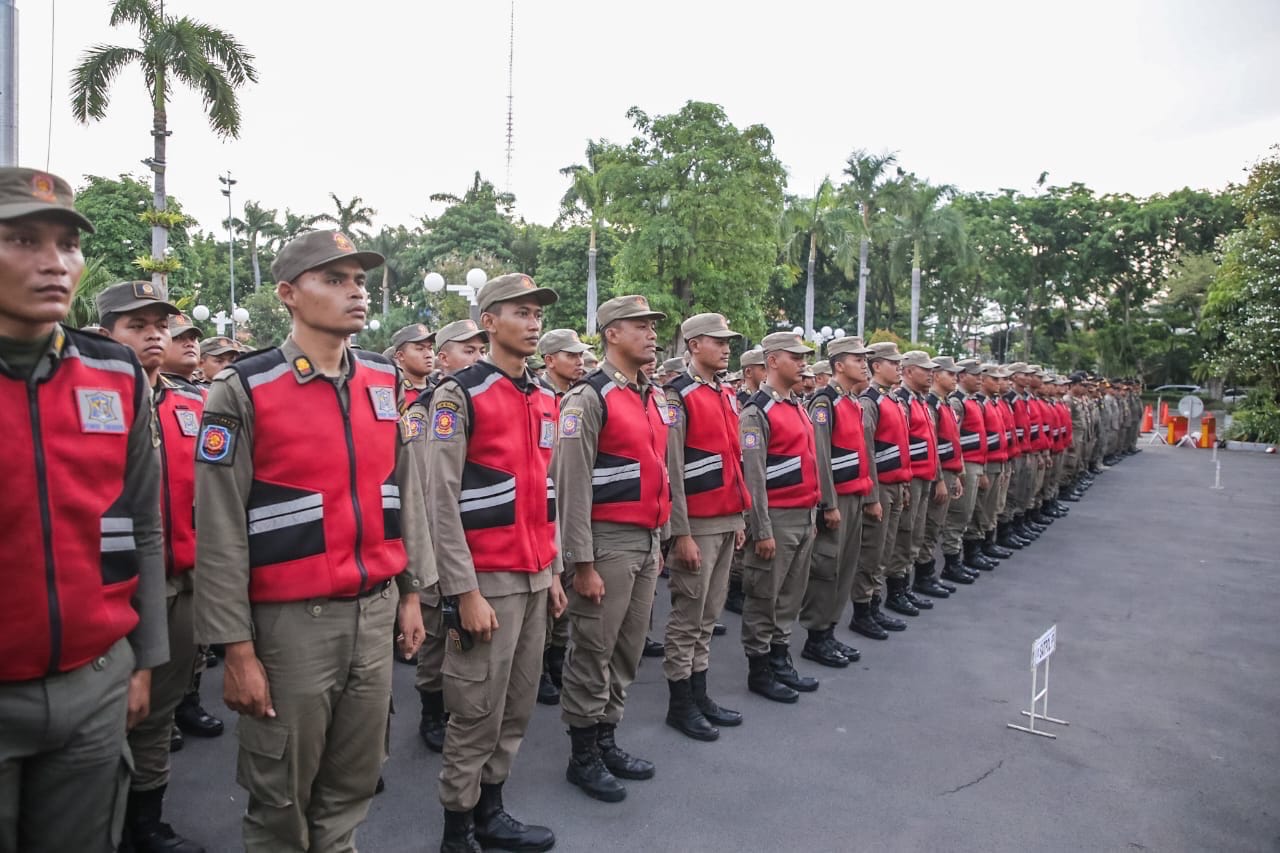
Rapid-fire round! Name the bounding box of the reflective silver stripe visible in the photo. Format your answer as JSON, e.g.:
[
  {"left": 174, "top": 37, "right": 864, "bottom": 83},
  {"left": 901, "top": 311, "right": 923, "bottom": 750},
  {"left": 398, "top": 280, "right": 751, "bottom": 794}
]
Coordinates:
[
  {"left": 592, "top": 463, "right": 641, "bottom": 485},
  {"left": 684, "top": 456, "right": 724, "bottom": 478},
  {"left": 248, "top": 507, "right": 323, "bottom": 535},
  {"left": 173, "top": 388, "right": 204, "bottom": 402},
  {"left": 960, "top": 434, "right": 981, "bottom": 449},
  {"left": 875, "top": 446, "right": 901, "bottom": 462},
  {"left": 909, "top": 440, "right": 928, "bottom": 459},
  {"left": 356, "top": 356, "right": 397, "bottom": 376},
  {"left": 460, "top": 485, "right": 516, "bottom": 512},
  {"left": 937, "top": 441, "right": 954, "bottom": 456},
  {"left": 383, "top": 497, "right": 402, "bottom": 510},
  {"left": 987, "top": 434, "right": 1001, "bottom": 448},
  {"left": 381, "top": 483, "right": 400, "bottom": 498},
  {"left": 470, "top": 371, "right": 505, "bottom": 398},
  {"left": 599, "top": 382, "right": 616, "bottom": 399},
  {"left": 248, "top": 494, "right": 323, "bottom": 523},
  {"left": 537, "top": 385, "right": 555, "bottom": 400},
  {"left": 101, "top": 517, "right": 134, "bottom": 534},
  {"left": 246, "top": 362, "right": 293, "bottom": 389},
  {"left": 101, "top": 535, "right": 137, "bottom": 553},
  {"left": 460, "top": 480, "right": 515, "bottom": 502},
  {"left": 831, "top": 452, "right": 860, "bottom": 471},
  {"left": 760, "top": 399, "right": 776, "bottom": 413},
  {"left": 75, "top": 353, "right": 137, "bottom": 377},
  {"left": 765, "top": 457, "right": 801, "bottom": 479},
  {"left": 546, "top": 477, "right": 556, "bottom": 499}
]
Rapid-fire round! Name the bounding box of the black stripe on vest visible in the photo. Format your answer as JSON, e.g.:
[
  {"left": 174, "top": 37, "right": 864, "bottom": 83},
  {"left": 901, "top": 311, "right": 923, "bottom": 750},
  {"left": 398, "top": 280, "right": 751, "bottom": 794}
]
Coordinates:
[
  {"left": 246, "top": 480, "right": 326, "bottom": 568},
  {"left": 459, "top": 461, "right": 517, "bottom": 530},
  {"left": 683, "top": 446, "right": 725, "bottom": 495},
  {"left": 592, "top": 451, "right": 642, "bottom": 505},
  {"left": 100, "top": 495, "right": 140, "bottom": 586}
]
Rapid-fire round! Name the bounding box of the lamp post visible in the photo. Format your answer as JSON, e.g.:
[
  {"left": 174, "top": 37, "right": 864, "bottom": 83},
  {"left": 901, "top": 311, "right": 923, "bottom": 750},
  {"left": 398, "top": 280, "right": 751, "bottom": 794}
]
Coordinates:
[
  {"left": 219, "top": 171, "right": 238, "bottom": 337},
  {"left": 424, "top": 268, "right": 487, "bottom": 324},
  {"left": 192, "top": 303, "right": 249, "bottom": 339}
]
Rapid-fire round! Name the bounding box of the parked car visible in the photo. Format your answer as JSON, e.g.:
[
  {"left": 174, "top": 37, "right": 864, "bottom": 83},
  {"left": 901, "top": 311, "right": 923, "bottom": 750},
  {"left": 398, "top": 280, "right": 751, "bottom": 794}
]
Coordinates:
[
  {"left": 1222, "top": 388, "right": 1249, "bottom": 404},
  {"left": 1151, "top": 384, "right": 1200, "bottom": 395}
]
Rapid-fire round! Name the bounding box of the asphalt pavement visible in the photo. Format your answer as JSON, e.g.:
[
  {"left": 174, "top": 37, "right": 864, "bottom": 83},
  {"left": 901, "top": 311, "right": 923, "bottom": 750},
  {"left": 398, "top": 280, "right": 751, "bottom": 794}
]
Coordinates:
[{"left": 169, "top": 443, "right": 1280, "bottom": 852}]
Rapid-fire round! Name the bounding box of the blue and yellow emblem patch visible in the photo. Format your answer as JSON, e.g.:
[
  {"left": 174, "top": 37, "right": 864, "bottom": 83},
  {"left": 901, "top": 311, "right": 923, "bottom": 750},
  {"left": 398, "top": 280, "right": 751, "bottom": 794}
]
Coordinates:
[
  {"left": 431, "top": 402, "right": 460, "bottom": 441},
  {"left": 560, "top": 409, "right": 582, "bottom": 438},
  {"left": 742, "top": 427, "right": 762, "bottom": 450},
  {"left": 814, "top": 407, "right": 829, "bottom": 425},
  {"left": 75, "top": 388, "right": 126, "bottom": 434},
  {"left": 196, "top": 414, "right": 239, "bottom": 465}
]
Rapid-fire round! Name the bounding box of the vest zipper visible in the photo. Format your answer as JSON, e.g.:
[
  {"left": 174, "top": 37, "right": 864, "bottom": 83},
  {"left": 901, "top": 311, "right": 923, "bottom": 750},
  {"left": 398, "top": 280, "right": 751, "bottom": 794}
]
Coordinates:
[
  {"left": 332, "top": 382, "right": 370, "bottom": 593},
  {"left": 645, "top": 390, "right": 661, "bottom": 528},
  {"left": 158, "top": 393, "right": 175, "bottom": 576},
  {"left": 29, "top": 384, "right": 62, "bottom": 675}
]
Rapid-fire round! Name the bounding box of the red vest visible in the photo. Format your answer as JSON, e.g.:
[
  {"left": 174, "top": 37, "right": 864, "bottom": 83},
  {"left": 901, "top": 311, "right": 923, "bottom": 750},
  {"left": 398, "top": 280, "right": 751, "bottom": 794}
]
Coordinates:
[
  {"left": 863, "top": 387, "right": 912, "bottom": 484},
  {"left": 1009, "top": 393, "right": 1031, "bottom": 454},
  {"left": 812, "top": 386, "right": 873, "bottom": 497},
  {"left": 585, "top": 370, "right": 672, "bottom": 529},
  {"left": 953, "top": 392, "right": 988, "bottom": 465},
  {"left": 1058, "top": 401, "right": 1073, "bottom": 449},
  {"left": 745, "top": 388, "right": 820, "bottom": 508},
  {"left": 1, "top": 328, "right": 145, "bottom": 681},
  {"left": 444, "top": 362, "right": 558, "bottom": 573},
  {"left": 979, "top": 394, "right": 1009, "bottom": 463},
  {"left": 231, "top": 348, "right": 407, "bottom": 602},
  {"left": 667, "top": 373, "right": 751, "bottom": 518},
  {"left": 1030, "top": 396, "right": 1051, "bottom": 452},
  {"left": 929, "top": 392, "right": 965, "bottom": 473},
  {"left": 156, "top": 376, "right": 204, "bottom": 576},
  {"left": 903, "top": 390, "right": 939, "bottom": 480}
]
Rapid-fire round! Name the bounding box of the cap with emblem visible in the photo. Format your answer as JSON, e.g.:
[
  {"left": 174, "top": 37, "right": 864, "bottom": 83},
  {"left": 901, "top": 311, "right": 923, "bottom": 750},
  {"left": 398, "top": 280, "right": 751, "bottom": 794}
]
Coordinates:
[
  {"left": 812, "top": 359, "right": 832, "bottom": 376},
  {"left": 0, "top": 167, "right": 95, "bottom": 232},
  {"left": 739, "top": 348, "right": 765, "bottom": 367},
  {"left": 826, "top": 336, "right": 873, "bottom": 358},
  {"left": 271, "top": 229, "right": 384, "bottom": 283},
  {"left": 391, "top": 323, "right": 435, "bottom": 350},
  {"left": 435, "top": 318, "right": 487, "bottom": 346},
  {"left": 759, "top": 331, "right": 813, "bottom": 354},
  {"left": 980, "top": 362, "right": 1010, "bottom": 377},
  {"left": 680, "top": 312, "right": 740, "bottom": 340},
  {"left": 596, "top": 294, "right": 666, "bottom": 329},
  {"left": 661, "top": 356, "right": 686, "bottom": 374},
  {"left": 477, "top": 272, "right": 558, "bottom": 312},
  {"left": 538, "top": 328, "right": 591, "bottom": 356},
  {"left": 930, "top": 355, "right": 962, "bottom": 373},
  {"left": 900, "top": 350, "right": 938, "bottom": 369},
  {"left": 1027, "top": 364, "right": 1045, "bottom": 376},
  {"left": 955, "top": 357, "right": 982, "bottom": 375},
  {"left": 1005, "top": 361, "right": 1031, "bottom": 375},
  {"left": 583, "top": 351, "right": 599, "bottom": 368},
  {"left": 96, "top": 280, "right": 180, "bottom": 321},
  {"left": 866, "top": 341, "right": 904, "bottom": 361},
  {"left": 200, "top": 336, "right": 239, "bottom": 356},
  {"left": 168, "top": 313, "right": 202, "bottom": 339}
]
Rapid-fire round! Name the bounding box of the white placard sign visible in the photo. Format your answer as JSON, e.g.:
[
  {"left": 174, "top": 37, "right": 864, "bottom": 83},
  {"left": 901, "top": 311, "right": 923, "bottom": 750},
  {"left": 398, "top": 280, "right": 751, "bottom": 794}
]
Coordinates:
[
  {"left": 1032, "top": 624, "right": 1056, "bottom": 667},
  {"left": 1008, "top": 624, "right": 1069, "bottom": 739}
]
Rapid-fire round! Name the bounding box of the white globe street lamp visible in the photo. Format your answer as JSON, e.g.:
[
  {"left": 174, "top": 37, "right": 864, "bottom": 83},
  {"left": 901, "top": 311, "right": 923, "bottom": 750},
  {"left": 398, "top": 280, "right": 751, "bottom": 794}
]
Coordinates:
[
  {"left": 821, "top": 325, "right": 833, "bottom": 339},
  {"left": 791, "top": 326, "right": 804, "bottom": 337},
  {"left": 834, "top": 328, "right": 845, "bottom": 339},
  {"left": 423, "top": 272, "right": 445, "bottom": 294},
  {"left": 232, "top": 306, "right": 250, "bottom": 325},
  {"left": 465, "top": 268, "right": 487, "bottom": 291},
  {"left": 192, "top": 304, "right": 211, "bottom": 322},
  {"left": 368, "top": 319, "right": 381, "bottom": 332}
]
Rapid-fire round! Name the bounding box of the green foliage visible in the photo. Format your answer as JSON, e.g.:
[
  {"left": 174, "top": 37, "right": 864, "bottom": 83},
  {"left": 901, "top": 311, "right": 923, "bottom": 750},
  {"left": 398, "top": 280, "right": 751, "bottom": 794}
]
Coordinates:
[
  {"left": 75, "top": 174, "right": 189, "bottom": 281},
  {"left": 867, "top": 328, "right": 906, "bottom": 347},
  {"left": 67, "top": 258, "right": 116, "bottom": 328},
  {"left": 240, "top": 288, "right": 291, "bottom": 349},
  {"left": 1225, "top": 395, "right": 1280, "bottom": 444},
  {"left": 535, "top": 226, "right": 621, "bottom": 333},
  {"left": 413, "top": 173, "right": 517, "bottom": 268}
]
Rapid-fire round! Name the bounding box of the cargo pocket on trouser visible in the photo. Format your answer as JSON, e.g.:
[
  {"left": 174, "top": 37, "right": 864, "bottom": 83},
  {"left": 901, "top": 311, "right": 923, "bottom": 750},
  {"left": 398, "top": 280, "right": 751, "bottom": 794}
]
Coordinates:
[
  {"left": 109, "top": 742, "right": 135, "bottom": 848},
  {"left": 237, "top": 718, "right": 294, "bottom": 810},
  {"left": 442, "top": 644, "right": 492, "bottom": 719},
  {"left": 808, "top": 530, "right": 839, "bottom": 583}
]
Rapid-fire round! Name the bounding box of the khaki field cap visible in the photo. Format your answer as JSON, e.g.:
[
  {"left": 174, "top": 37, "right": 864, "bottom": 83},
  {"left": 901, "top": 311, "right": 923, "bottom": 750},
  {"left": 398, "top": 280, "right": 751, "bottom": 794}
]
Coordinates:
[
  {"left": 391, "top": 323, "right": 435, "bottom": 350},
  {"left": 760, "top": 331, "right": 813, "bottom": 354},
  {"left": 478, "top": 272, "right": 558, "bottom": 312},
  {"left": 979, "top": 362, "right": 1009, "bottom": 377},
  {"left": 955, "top": 357, "right": 982, "bottom": 375},
  {"left": 200, "top": 336, "right": 238, "bottom": 356},
  {"left": 1028, "top": 364, "right": 1045, "bottom": 376},
  {"left": 0, "top": 167, "right": 95, "bottom": 232},
  {"left": 725, "top": 370, "right": 742, "bottom": 382},
  {"left": 681, "top": 312, "right": 740, "bottom": 340},
  {"left": 826, "top": 336, "right": 873, "bottom": 358},
  {"left": 271, "top": 229, "right": 384, "bottom": 283},
  {"left": 538, "top": 328, "right": 591, "bottom": 356},
  {"left": 96, "top": 280, "right": 180, "bottom": 321},
  {"left": 661, "top": 356, "right": 686, "bottom": 373},
  {"left": 1006, "top": 361, "right": 1031, "bottom": 375},
  {"left": 812, "top": 359, "right": 832, "bottom": 376},
  {"left": 931, "top": 355, "right": 962, "bottom": 373},
  {"left": 739, "top": 348, "right": 765, "bottom": 367},
  {"left": 435, "top": 318, "right": 487, "bottom": 346},
  {"left": 168, "top": 313, "right": 202, "bottom": 339},
  {"left": 900, "top": 350, "right": 938, "bottom": 369},
  {"left": 596, "top": 294, "right": 666, "bottom": 328},
  {"left": 866, "top": 341, "right": 904, "bottom": 361}
]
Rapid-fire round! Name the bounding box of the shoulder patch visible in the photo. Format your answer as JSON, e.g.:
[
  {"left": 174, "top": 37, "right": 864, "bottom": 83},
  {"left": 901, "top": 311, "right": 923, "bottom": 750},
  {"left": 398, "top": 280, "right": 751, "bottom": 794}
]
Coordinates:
[
  {"left": 196, "top": 413, "right": 239, "bottom": 465},
  {"left": 430, "top": 400, "right": 461, "bottom": 441},
  {"left": 741, "top": 427, "right": 763, "bottom": 450},
  {"left": 401, "top": 409, "right": 426, "bottom": 442},
  {"left": 560, "top": 407, "right": 583, "bottom": 438},
  {"left": 813, "top": 405, "right": 829, "bottom": 425}
]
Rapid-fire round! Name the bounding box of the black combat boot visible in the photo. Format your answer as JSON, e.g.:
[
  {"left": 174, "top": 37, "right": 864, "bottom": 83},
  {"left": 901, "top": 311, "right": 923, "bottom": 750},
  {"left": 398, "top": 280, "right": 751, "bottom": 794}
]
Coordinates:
[
  {"left": 747, "top": 653, "right": 800, "bottom": 703},
  {"left": 826, "top": 626, "right": 861, "bottom": 661},
  {"left": 997, "top": 520, "right": 1024, "bottom": 550},
  {"left": 537, "top": 647, "right": 561, "bottom": 706},
  {"left": 419, "top": 689, "right": 448, "bottom": 753},
  {"left": 885, "top": 576, "right": 920, "bottom": 616},
  {"left": 801, "top": 628, "right": 850, "bottom": 668},
  {"left": 768, "top": 644, "right": 820, "bottom": 692},
  {"left": 440, "top": 808, "right": 483, "bottom": 853},
  {"left": 849, "top": 601, "right": 889, "bottom": 640},
  {"left": 724, "top": 575, "right": 744, "bottom": 615},
  {"left": 666, "top": 678, "right": 719, "bottom": 741},
  {"left": 983, "top": 530, "right": 1013, "bottom": 559},
  {"left": 173, "top": 675, "right": 223, "bottom": 738},
  {"left": 473, "top": 781, "right": 556, "bottom": 852},
  {"left": 940, "top": 551, "right": 976, "bottom": 584},
  {"left": 642, "top": 637, "right": 664, "bottom": 658},
  {"left": 546, "top": 644, "right": 566, "bottom": 688},
  {"left": 870, "top": 594, "right": 907, "bottom": 631},
  {"left": 691, "top": 669, "right": 742, "bottom": 726},
  {"left": 126, "top": 785, "right": 205, "bottom": 853},
  {"left": 912, "top": 560, "right": 951, "bottom": 598},
  {"left": 169, "top": 725, "right": 183, "bottom": 753},
  {"left": 597, "top": 724, "right": 654, "bottom": 780},
  {"left": 566, "top": 725, "right": 626, "bottom": 802},
  {"left": 963, "top": 539, "right": 994, "bottom": 572}
]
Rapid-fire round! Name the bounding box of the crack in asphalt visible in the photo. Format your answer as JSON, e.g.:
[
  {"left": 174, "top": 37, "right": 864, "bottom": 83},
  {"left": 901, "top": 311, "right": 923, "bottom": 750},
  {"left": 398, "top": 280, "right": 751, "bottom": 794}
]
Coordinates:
[{"left": 940, "top": 759, "right": 1005, "bottom": 795}]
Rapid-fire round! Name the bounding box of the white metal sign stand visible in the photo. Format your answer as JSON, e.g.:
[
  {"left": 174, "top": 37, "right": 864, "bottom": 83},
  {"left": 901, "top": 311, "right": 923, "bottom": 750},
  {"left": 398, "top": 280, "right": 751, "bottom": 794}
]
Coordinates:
[
  {"left": 1007, "top": 624, "right": 1069, "bottom": 739},
  {"left": 1210, "top": 446, "right": 1224, "bottom": 490}
]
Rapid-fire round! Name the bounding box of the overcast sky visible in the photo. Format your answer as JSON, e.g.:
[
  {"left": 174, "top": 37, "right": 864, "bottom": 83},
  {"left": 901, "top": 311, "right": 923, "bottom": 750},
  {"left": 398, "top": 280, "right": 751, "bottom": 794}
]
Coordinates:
[{"left": 14, "top": 0, "right": 1280, "bottom": 239}]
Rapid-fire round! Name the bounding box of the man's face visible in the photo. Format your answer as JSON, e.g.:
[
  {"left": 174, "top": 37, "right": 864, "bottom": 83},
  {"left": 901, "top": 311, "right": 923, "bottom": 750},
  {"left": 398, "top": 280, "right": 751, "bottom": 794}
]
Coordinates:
[
  {"left": 934, "top": 369, "right": 957, "bottom": 394},
  {"left": 768, "top": 350, "right": 805, "bottom": 387},
  {"left": 483, "top": 297, "right": 544, "bottom": 359},
  {"left": 801, "top": 375, "right": 816, "bottom": 395},
  {"left": 743, "top": 364, "right": 765, "bottom": 387},
  {"left": 109, "top": 307, "right": 171, "bottom": 373},
  {"left": 688, "top": 335, "right": 731, "bottom": 372},
  {"left": 903, "top": 364, "right": 932, "bottom": 393},
  {"left": 1013, "top": 372, "right": 1031, "bottom": 390},
  {"left": 201, "top": 351, "right": 236, "bottom": 378},
  {"left": 545, "top": 350, "right": 585, "bottom": 384},
  {"left": 815, "top": 373, "right": 830, "bottom": 388},
  {"left": 278, "top": 258, "right": 368, "bottom": 336},
  {"left": 960, "top": 372, "right": 981, "bottom": 393},
  {"left": 0, "top": 215, "right": 85, "bottom": 337},
  {"left": 164, "top": 331, "right": 200, "bottom": 376},
  {"left": 396, "top": 340, "right": 434, "bottom": 380},
  {"left": 871, "top": 358, "right": 901, "bottom": 386},
  {"left": 437, "top": 337, "right": 485, "bottom": 375},
  {"left": 605, "top": 318, "right": 658, "bottom": 365}
]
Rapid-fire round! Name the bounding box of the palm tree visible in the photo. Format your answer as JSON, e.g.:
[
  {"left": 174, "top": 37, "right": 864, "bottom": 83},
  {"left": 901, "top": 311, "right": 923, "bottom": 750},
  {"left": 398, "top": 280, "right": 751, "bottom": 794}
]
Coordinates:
[
  {"left": 364, "top": 226, "right": 411, "bottom": 315},
  {"left": 559, "top": 141, "right": 615, "bottom": 334},
  {"left": 316, "top": 193, "right": 376, "bottom": 234},
  {"left": 233, "top": 201, "right": 280, "bottom": 290},
  {"left": 70, "top": 0, "right": 257, "bottom": 287},
  {"left": 780, "top": 177, "right": 854, "bottom": 339},
  {"left": 841, "top": 150, "right": 898, "bottom": 337},
  {"left": 892, "top": 177, "right": 966, "bottom": 342},
  {"left": 277, "top": 208, "right": 320, "bottom": 242}
]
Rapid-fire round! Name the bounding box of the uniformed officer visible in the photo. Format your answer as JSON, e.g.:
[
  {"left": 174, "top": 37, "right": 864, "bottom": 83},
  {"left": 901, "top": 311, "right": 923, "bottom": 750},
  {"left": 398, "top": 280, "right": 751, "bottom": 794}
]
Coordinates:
[
  {"left": 389, "top": 322, "right": 436, "bottom": 406},
  {"left": 812, "top": 358, "right": 832, "bottom": 391},
  {"left": 971, "top": 364, "right": 1014, "bottom": 564},
  {"left": 582, "top": 349, "right": 599, "bottom": 372},
  {"left": 659, "top": 355, "right": 685, "bottom": 385},
  {"left": 424, "top": 273, "right": 566, "bottom": 853},
  {"left": 724, "top": 347, "right": 766, "bottom": 616},
  {"left": 995, "top": 366, "right": 1033, "bottom": 549},
  {"left": 163, "top": 314, "right": 202, "bottom": 382},
  {"left": 95, "top": 281, "right": 208, "bottom": 853},
  {"left": 1002, "top": 363, "right": 1041, "bottom": 545},
  {"left": 797, "top": 336, "right": 875, "bottom": 666},
  {"left": 661, "top": 313, "right": 750, "bottom": 741},
  {"left": 197, "top": 336, "right": 238, "bottom": 383},
  {"left": 553, "top": 295, "right": 670, "bottom": 803},
  {"left": 193, "top": 230, "right": 429, "bottom": 851},
  {"left": 915, "top": 356, "right": 972, "bottom": 595},
  {"left": 0, "top": 167, "right": 167, "bottom": 853},
  {"left": 738, "top": 331, "right": 822, "bottom": 702},
  {"left": 946, "top": 357, "right": 992, "bottom": 579},
  {"left": 849, "top": 342, "right": 910, "bottom": 640}
]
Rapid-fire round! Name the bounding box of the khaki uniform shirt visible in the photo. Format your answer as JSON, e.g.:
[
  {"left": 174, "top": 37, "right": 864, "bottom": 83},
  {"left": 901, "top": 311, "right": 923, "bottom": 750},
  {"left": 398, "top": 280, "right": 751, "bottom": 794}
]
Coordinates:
[
  {"left": 739, "top": 381, "right": 813, "bottom": 541},
  {"left": 665, "top": 369, "right": 746, "bottom": 538},
  {"left": 193, "top": 337, "right": 431, "bottom": 646}
]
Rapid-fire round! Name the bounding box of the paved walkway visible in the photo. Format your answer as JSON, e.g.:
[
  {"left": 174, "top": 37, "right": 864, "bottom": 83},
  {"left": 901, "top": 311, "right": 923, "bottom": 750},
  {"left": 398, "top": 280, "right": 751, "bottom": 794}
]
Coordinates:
[{"left": 169, "top": 443, "right": 1280, "bottom": 852}]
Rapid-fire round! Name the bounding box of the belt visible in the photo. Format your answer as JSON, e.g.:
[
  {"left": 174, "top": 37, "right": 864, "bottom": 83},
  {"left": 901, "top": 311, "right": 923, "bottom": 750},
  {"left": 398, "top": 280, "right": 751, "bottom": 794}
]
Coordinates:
[{"left": 330, "top": 578, "right": 393, "bottom": 602}]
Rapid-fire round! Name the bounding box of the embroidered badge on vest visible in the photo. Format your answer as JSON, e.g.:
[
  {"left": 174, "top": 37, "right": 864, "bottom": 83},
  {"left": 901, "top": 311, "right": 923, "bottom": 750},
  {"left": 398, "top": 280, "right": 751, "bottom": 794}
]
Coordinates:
[
  {"left": 196, "top": 414, "right": 239, "bottom": 465},
  {"left": 174, "top": 407, "right": 200, "bottom": 437},
  {"left": 369, "top": 386, "right": 399, "bottom": 421},
  {"left": 814, "top": 406, "right": 829, "bottom": 425},
  {"left": 560, "top": 408, "right": 582, "bottom": 438},
  {"left": 400, "top": 410, "right": 426, "bottom": 442},
  {"left": 431, "top": 401, "right": 460, "bottom": 440},
  {"left": 742, "top": 427, "right": 762, "bottom": 449},
  {"left": 539, "top": 417, "right": 556, "bottom": 448},
  {"left": 76, "top": 389, "right": 126, "bottom": 434}
]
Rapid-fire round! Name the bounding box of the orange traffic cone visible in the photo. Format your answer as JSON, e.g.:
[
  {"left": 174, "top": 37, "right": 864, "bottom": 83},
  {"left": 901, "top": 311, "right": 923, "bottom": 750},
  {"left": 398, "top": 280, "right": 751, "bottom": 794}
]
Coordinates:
[
  {"left": 1141, "top": 405, "right": 1153, "bottom": 432},
  {"left": 1158, "top": 401, "right": 1169, "bottom": 426}
]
